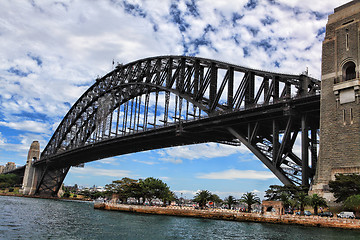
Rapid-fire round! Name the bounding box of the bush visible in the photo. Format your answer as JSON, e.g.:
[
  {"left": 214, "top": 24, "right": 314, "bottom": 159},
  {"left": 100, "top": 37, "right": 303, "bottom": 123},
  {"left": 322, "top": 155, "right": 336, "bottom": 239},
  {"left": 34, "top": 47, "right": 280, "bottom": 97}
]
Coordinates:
[
  {"left": 0, "top": 182, "right": 8, "bottom": 190},
  {"left": 0, "top": 174, "right": 21, "bottom": 189},
  {"left": 63, "top": 191, "right": 71, "bottom": 198},
  {"left": 343, "top": 195, "right": 360, "bottom": 213}
]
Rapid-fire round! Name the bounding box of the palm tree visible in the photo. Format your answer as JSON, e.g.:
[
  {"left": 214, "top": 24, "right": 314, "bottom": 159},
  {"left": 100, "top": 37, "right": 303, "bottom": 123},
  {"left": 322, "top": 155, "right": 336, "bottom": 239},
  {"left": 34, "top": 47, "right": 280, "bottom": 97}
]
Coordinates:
[
  {"left": 240, "top": 192, "right": 261, "bottom": 212},
  {"left": 309, "top": 194, "right": 327, "bottom": 215},
  {"left": 295, "top": 192, "right": 310, "bottom": 215},
  {"left": 224, "top": 195, "right": 237, "bottom": 209},
  {"left": 193, "top": 190, "right": 213, "bottom": 209}
]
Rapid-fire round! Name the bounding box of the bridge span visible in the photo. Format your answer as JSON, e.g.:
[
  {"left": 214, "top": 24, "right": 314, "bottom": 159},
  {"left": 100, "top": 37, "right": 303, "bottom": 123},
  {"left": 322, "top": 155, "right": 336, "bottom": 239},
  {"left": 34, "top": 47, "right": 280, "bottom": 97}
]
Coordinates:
[{"left": 5, "top": 56, "right": 321, "bottom": 197}]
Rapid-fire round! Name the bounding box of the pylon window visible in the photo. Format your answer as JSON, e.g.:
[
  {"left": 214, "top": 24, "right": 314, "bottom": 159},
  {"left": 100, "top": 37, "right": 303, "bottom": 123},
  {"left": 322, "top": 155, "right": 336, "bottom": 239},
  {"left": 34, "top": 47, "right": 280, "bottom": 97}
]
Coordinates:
[{"left": 342, "top": 61, "right": 356, "bottom": 81}]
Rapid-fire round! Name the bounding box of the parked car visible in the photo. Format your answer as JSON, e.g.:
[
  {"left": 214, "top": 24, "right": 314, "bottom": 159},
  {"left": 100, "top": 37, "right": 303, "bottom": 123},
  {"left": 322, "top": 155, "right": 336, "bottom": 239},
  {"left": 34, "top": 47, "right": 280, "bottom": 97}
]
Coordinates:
[
  {"left": 295, "top": 210, "right": 311, "bottom": 216},
  {"left": 318, "top": 211, "right": 333, "bottom": 217},
  {"left": 337, "top": 211, "right": 355, "bottom": 219}
]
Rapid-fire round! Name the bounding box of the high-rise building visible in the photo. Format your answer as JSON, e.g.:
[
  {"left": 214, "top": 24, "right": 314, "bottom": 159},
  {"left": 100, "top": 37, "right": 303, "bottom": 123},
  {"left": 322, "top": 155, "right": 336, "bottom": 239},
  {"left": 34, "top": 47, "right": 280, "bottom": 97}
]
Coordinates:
[{"left": 3, "top": 162, "right": 16, "bottom": 173}]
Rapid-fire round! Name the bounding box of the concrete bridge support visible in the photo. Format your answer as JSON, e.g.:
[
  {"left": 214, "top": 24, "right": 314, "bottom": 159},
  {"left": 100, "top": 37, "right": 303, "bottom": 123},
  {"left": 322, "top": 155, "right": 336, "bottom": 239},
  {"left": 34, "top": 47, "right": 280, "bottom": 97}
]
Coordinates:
[{"left": 21, "top": 141, "right": 41, "bottom": 195}]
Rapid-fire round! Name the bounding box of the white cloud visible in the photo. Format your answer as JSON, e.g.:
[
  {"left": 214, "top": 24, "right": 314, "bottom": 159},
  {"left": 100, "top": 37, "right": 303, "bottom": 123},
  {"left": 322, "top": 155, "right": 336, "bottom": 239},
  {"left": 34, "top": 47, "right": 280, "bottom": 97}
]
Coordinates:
[
  {"left": 0, "top": 133, "right": 46, "bottom": 153},
  {"left": 276, "top": 0, "right": 349, "bottom": 12},
  {"left": 196, "top": 169, "right": 276, "bottom": 180},
  {"left": 0, "top": 120, "right": 50, "bottom": 134},
  {"left": 97, "top": 157, "right": 120, "bottom": 165},
  {"left": 133, "top": 159, "right": 158, "bottom": 165},
  {"left": 156, "top": 142, "right": 250, "bottom": 161},
  {"left": 0, "top": 132, "right": 5, "bottom": 145},
  {"left": 159, "top": 176, "right": 170, "bottom": 181},
  {"left": 159, "top": 158, "right": 183, "bottom": 164},
  {"left": 69, "top": 166, "right": 131, "bottom": 178}
]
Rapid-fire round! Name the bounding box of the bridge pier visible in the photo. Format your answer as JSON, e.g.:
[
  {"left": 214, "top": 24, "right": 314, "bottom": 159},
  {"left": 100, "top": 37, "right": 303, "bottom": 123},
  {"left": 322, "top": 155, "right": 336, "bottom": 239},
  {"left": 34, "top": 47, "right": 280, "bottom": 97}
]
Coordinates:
[{"left": 21, "top": 141, "right": 41, "bottom": 195}]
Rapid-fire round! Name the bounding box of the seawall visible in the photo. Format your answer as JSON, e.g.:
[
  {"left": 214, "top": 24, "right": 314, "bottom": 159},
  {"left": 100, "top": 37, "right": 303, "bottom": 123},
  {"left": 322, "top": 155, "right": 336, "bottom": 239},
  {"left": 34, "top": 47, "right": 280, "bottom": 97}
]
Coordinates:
[{"left": 94, "top": 203, "right": 360, "bottom": 230}]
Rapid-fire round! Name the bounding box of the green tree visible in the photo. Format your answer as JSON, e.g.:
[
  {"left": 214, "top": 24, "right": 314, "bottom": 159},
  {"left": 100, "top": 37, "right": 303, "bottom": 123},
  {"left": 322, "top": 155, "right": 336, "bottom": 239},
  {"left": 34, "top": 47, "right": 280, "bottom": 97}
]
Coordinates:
[
  {"left": 162, "top": 191, "right": 177, "bottom": 206},
  {"left": 240, "top": 192, "right": 261, "bottom": 213},
  {"left": 329, "top": 174, "right": 360, "bottom": 203},
  {"left": 309, "top": 194, "right": 327, "bottom": 215},
  {"left": 0, "top": 174, "right": 21, "bottom": 189},
  {"left": 265, "top": 185, "right": 305, "bottom": 201},
  {"left": 127, "top": 181, "right": 144, "bottom": 204},
  {"left": 224, "top": 195, "right": 237, "bottom": 209},
  {"left": 105, "top": 177, "right": 138, "bottom": 202},
  {"left": 139, "top": 177, "right": 171, "bottom": 205},
  {"left": 294, "top": 192, "right": 310, "bottom": 215},
  {"left": 279, "top": 193, "right": 292, "bottom": 209},
  {"left": 343, "top": 195, "right": 360, "bottom": 215},
  {"left": 264, "top": 185, "right": 284, "bottom": 200},
  {"left": 211, "top": 194, "right": 223, "bottom": 207},
  {"left": 93, "top": 191, "right": 105, "bottom": 199},
  {"left": 193, "top": 190, "right": 213, "bottom": 209},
  {"left": 265, "top": 184, "right": 309, "bottom": 213}
]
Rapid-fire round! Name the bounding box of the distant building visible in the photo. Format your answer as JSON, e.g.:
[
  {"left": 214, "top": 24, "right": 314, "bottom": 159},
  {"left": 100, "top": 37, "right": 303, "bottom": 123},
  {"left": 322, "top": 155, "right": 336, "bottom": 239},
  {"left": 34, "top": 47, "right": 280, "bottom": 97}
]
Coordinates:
[
  {"left": 4, "top": 162, "right": 16, "bottom": 173},
  {"left": 95, "top": 186, "right": 105, "bottom": 192},
  {"left": 262, "top": 201, "right": 284, "bottom": 215}
]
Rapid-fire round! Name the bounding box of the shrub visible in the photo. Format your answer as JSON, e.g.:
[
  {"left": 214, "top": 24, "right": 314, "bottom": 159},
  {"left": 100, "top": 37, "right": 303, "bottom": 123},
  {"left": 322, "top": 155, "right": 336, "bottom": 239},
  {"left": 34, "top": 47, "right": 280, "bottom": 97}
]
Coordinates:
[{"left": 63, "top": 191, "right": 71, "bottom": 198}]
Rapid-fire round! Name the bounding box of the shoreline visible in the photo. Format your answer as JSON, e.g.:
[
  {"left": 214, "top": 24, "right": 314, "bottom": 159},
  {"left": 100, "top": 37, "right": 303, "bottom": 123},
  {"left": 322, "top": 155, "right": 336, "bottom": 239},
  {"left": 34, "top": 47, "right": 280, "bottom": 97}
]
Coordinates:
[
  {"left": 0, "top": 192, "right": 92, "bottom": 202},
  {"left": 94, "top": 202, "right": 360, "bottom": 230}
]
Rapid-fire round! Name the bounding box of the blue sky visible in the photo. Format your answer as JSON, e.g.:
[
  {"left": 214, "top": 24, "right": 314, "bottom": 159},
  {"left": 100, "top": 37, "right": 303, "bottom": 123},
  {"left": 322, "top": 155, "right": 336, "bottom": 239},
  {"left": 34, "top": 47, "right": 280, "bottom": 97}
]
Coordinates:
[{"left": 0, "top": 0, "right": 349, "bottom": 199}]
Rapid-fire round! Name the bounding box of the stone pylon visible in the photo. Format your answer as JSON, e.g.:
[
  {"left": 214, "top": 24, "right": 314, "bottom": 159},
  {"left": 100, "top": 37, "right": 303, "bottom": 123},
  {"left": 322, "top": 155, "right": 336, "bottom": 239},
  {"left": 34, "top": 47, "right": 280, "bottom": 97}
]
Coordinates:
[
  {"left": 311, "top": 0, "right": 360, "bottom": 201},
  {"left": 21, "top": 141, "right": 40, "bottom": 195}
]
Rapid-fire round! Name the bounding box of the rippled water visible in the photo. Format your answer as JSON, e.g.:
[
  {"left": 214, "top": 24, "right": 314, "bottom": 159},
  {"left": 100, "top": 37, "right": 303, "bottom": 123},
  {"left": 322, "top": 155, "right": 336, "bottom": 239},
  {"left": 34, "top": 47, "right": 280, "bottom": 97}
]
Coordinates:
[{"left": 1, "top": 196, "right": 360, "bottom": 239}]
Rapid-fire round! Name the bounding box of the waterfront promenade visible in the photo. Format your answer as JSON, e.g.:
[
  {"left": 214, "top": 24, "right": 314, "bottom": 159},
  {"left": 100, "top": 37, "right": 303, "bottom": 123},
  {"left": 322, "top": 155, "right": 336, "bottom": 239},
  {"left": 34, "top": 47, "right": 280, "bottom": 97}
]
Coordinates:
[{"left": 94, "top": 202, "right": 360, "bottom": 230}]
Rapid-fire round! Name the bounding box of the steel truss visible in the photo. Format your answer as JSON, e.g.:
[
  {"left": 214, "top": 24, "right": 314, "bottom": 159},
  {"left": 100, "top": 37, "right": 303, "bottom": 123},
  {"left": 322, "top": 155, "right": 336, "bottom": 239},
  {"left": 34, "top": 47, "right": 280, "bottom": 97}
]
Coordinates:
[
  {"left": 34, "top": 166, "right": 70, "bottom": 197},
  {"left": 227, "top": 111, "right": 319, "bottom": 186},
  {"left": 34, "top": 56, "right": 320, "bottom": 196}
]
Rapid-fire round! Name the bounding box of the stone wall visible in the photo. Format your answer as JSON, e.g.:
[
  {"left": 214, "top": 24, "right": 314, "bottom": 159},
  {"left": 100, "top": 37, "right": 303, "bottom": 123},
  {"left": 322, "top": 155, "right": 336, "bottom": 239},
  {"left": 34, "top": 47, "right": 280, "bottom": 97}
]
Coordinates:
[{"left": 94, "top": 203, "right": 360, "bottom": 230}]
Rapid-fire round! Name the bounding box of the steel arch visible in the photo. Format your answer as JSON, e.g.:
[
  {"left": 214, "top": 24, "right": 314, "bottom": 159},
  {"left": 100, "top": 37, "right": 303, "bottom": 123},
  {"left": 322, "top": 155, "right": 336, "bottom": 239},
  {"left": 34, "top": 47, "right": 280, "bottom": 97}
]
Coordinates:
[
  {"left": 41, "top": 55, "right": 320, "bottom": 159},
  {"left": 34, "top": 56, "right": 320, "bottom": 196}
]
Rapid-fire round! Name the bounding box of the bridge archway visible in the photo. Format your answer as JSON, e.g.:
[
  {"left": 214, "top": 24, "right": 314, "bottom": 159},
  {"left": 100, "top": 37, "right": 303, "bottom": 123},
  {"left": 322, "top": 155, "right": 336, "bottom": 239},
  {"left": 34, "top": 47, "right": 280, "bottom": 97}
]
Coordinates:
[{"left": 30, "top": 56, "right": 320, "bottom": 197}]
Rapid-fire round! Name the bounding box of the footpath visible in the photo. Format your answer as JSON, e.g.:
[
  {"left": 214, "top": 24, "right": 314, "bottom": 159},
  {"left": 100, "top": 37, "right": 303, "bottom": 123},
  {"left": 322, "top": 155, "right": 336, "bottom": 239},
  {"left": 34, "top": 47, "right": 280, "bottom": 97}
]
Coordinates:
[{"left": 94, "top": 202, "right": 360, "bottom": 230}]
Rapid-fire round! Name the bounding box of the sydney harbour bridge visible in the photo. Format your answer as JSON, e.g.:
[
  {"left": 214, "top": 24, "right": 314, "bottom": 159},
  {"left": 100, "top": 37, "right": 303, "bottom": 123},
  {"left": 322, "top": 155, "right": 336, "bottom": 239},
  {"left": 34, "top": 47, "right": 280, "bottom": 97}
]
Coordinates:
[{"left": 7, "top": 55, "right": 321, "bottom": 197}]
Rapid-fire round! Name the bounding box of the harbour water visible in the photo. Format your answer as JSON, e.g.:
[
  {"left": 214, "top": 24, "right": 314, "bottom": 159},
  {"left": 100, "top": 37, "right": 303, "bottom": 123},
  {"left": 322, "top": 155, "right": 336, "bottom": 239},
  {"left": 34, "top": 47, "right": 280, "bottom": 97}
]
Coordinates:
[{"left": 1, "top": 196, "right": 359, "bottom": 239}]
